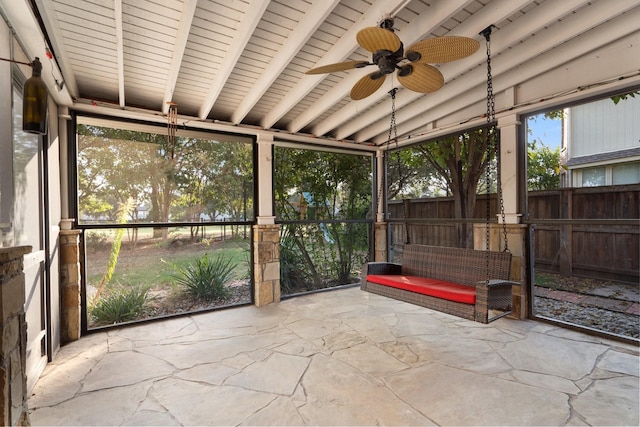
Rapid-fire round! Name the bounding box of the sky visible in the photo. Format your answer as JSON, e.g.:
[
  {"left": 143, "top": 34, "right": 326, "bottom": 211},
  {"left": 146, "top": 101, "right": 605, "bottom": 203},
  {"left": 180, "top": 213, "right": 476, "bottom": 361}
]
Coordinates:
[{"left": 527, "top": 114, "right": 562, "bottom": 149}]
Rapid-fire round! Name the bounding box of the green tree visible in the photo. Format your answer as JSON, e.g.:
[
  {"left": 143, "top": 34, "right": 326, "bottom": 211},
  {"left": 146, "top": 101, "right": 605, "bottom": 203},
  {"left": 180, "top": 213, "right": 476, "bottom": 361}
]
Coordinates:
[
  {"left": 77, "top": 125, "right": 253, "bottom": 241},
  {"left": 386, "top": 148, "right": 447, "bottom": 199},
  {"left": 274, "top": 148, "right": 371, "bottom": 289},
  {"left": 172, "top": 138, "right": 253, "bottom": 238},
  {"left": 611, "top": 90, "right": 638, "bottom": 105},
  {"left": 210, "top": 142, "right": 253, "bottom": 225},
  {"left": 526, "top": 112, "right": 562, "bottom": 191},
  {"left": 399, "top": 127, "right": 495, "bottom": 248},
  {"left": 527, "top": 140, "right": 560, "bottom": 190},
  {"left": 77, "top": 126, "right": 157, "bottom": 224}
]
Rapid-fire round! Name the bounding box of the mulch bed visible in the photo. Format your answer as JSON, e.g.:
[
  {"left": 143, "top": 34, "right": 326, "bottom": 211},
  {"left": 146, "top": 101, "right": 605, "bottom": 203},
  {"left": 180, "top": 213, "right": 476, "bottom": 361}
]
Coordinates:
[{"left": 533, "top": 272, "right": 639, "bottom": 339}]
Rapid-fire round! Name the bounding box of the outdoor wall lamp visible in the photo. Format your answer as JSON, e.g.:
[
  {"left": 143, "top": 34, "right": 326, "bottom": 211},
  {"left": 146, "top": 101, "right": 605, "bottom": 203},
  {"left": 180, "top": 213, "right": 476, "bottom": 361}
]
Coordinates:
[{"left": 0, "top": 56, "right": 49, "bottom": 135}]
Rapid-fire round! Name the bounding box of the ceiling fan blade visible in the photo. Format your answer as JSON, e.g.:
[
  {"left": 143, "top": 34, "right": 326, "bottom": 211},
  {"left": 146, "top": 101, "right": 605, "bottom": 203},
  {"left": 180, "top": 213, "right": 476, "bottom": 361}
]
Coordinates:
[
  {"left": 405, "top": 36, "right": 480, "bottom": 64},
  {"left": 356, "top": 27, "right": 401, "bottom": 53},
  {"left": 397, "top": 64, "right": 444, "bottom": 93},
  {"left": 305, "top": 60, "right": 371, "bottom": 75},
  {"left": 350, "top": 72, "right": 386, "bottom": 100}
]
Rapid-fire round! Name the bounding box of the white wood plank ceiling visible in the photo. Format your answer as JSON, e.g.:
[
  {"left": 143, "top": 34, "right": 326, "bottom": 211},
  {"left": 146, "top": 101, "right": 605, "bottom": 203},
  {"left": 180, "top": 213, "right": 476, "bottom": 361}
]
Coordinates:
[{"left": 6, "top": 0, "right": 640, "bottom": 149}]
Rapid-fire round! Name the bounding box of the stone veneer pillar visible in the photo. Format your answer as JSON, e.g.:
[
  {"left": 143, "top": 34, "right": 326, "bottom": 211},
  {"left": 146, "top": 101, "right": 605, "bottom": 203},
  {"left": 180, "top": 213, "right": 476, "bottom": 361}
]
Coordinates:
[
  {"left": 59, "top": 230, "right": 81, "bottom": 343},
  {"left": 0, "top": 246, "right": 31, "bottom": 426},
  {"left": 253, "top": 224, "right": 280, "bottom": 306},
  {"left": 473, "top": 223, "right": 528, "bottom": 320},
  {"left": 374, "top": 222, "right": 388, "bottom": 262}
]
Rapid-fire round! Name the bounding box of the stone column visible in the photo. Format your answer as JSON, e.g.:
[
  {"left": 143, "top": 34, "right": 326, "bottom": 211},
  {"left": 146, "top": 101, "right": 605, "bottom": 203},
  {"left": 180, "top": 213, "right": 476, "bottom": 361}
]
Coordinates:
[
  {"left": 374, "top": 150, "right": 389, "bottom": 262},
  {"left": 59, "top": 230, "right": 81, "bottom": 343},
  {"left": 473, "top": 223, "right": 528, "bottom": 320},
  {"left": 502, "top": 224, "right": 528, "bottom": 320},
  {"left": 374, "top": 222, "right": 388, "bottom": 262},
  {"left": 0, "top": 246, "right": 32, "bottom": 426},
  {"left": 253, "top": 224, "right": 280, "bottom": 307}
]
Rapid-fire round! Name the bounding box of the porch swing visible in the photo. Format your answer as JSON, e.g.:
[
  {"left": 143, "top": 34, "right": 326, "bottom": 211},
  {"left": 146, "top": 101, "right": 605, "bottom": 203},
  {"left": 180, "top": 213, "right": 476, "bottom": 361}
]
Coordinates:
[{"left": 361, "top": 27, "right": 517, "bottom": 323}]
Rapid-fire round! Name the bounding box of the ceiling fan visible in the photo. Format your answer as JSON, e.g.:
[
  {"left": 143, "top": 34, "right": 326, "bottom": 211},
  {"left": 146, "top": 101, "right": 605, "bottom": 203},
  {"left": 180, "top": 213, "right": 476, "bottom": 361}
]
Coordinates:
[{"left": 305, "top": 18, "right": 480, "bottom": 100}]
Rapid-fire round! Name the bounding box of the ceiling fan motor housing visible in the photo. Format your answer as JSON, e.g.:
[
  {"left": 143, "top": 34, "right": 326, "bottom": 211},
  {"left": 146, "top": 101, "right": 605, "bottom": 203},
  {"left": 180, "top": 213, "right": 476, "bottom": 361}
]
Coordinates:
[
  {"left": 380, "top": 18, "right": 395, "bottom": 31},
  {"left": 373, "top": 45, "right": 404, "bottom": 75}
]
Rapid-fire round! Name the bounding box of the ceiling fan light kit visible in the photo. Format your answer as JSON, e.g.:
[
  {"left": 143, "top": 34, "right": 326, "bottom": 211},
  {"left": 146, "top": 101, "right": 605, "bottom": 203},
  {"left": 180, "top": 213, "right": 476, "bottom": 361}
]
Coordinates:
[{"left": 305, "top": 18, "right": 480, "bottom": 100}]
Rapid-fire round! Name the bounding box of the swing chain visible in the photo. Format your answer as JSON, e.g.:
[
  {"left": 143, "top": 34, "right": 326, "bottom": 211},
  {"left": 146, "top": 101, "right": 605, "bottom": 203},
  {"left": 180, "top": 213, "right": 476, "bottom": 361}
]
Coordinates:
[
  {"left": 482, "top": 26, "right": 509, "bottom": 252},
  {"left": 376, "top": 89, "right": 399, "bottom": 225},
  {"left": 387, "top": 88, "right": 398, "bottom": 148},
  {"left": 385, "top": 88, "right": 409, "bottom": 243},
  {"left": 378, "top": 88, "right": 409, "bottom": 243},
  {"left": 497, "top": 140, "right": 509, "bottom": 251}
]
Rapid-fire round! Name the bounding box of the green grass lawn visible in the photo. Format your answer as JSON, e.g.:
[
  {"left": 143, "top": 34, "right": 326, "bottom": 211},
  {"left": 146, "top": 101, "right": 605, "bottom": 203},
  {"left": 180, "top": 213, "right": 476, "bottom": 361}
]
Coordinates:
[
  {"left": 86, "top": 238, "right": 250, "bottom": 291},
  {"left": 86, "top": 236, "right": 252, "bottom": 327}
]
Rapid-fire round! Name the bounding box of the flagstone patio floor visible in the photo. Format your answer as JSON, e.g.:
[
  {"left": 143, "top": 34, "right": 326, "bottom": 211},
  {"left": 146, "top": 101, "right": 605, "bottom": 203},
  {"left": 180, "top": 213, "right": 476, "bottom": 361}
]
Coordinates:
[{"left": 28, "top": 287, "right": 639, "bottom": 426}]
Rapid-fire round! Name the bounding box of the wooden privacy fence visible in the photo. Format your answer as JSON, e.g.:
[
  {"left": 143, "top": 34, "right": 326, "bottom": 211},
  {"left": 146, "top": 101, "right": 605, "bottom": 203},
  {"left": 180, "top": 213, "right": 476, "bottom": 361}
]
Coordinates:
[{"left": 388, "top": 184, "right": 639, "bottom": 283}]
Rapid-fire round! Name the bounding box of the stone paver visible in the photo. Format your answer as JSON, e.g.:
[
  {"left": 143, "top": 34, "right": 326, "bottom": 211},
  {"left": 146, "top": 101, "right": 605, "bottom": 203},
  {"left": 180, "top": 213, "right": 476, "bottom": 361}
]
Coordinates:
[
  {"left": 498, "top": 333, "right": 608, "bottom": 380},
  {"left": 386, "top": 364, "right": 570, "bottom": 426},
  {"left": 299, "top": 353, "right": 434, "bottom": 426},
  {"left": 82, "top": 351, "right": 175, "bottom": 392},
  {"left": 572, "top": 376, "right": 640, "bottom": 426},
  {"left": 28, "top": 287, "right": 639, "bottom": 426},
  {"left": 225, "top": 352, "right": 309, "bottom": 394}
]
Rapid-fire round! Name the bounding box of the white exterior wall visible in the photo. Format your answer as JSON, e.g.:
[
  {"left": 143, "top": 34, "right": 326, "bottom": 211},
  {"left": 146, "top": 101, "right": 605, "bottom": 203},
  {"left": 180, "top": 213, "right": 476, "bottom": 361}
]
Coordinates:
[
  {"left": 569, "top": 95, "right": 640, "bottom": 158},
  {"left": 46, "top": 96, "right": 62, "bottom": 357},
  {"left": 0, "top": 14, "right": 62, "bottom": 379},
  {"left": 0, "top": 20, "right": 11, "bottom": 236}
]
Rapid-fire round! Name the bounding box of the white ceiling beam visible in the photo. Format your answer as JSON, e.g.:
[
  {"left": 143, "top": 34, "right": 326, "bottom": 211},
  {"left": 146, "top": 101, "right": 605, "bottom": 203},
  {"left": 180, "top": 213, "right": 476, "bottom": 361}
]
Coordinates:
[
  {"left": 259, "top": 0, "right": 410, "bottom": 130},
  {"left": 338, "top": 0, "right": 593, "bottom": 142},
  {"left": 197, "top": 0, "right": 270, "bottom": 120},
  {"left": 325, "top": 0, "right": 538, "bottom": 141},
  {"left": 355, "top": 0, "right": 624, "bottom": 143},
  {"left": 396, "top": 29, "right": 640, "bottom": 145},
  {"left": 335, "top": 0, "right": 593, "bottom": 141},
  {"left": 114, "top": 0, "right": 124, "bottom": 108},
  {"left": 230, "top": 0, "right": 341, "bottom": 125},
  {"left": 0, "top": 0, "right": 73, "bottom": 105},
  {"left": 422, "top": 34, "right": 640, "bottom": 136},
  {"left": 287, "top": 0, "right": 477, "bottom": 134},
  {"left": 161, "top": 0, "right": 197, "bottom": 115},
  {"left": 384, "top": 71, "right": 640, "bottom": 151},
  {"left": 369, "top": 2, "right": 640, "bottom": 145},
  {"left": 34, "top": 0, "right": 79, "bottom": 98}
]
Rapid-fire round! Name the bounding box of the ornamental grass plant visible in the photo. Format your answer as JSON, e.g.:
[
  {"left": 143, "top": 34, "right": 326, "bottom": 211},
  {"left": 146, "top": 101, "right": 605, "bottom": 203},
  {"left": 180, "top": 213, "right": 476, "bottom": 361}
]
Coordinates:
[
  {"left": 90, "top": 286, "right": 150, "bottom": 325},
  {"left": 173, "top": 252, "right": 234, "bottom": 301}
]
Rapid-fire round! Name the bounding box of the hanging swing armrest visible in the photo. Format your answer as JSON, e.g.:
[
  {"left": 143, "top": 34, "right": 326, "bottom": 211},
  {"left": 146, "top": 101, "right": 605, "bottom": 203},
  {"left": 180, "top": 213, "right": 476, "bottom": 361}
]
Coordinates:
[
  {"left": 363, "top": 262, "right": 403, "bottom": 276},
  {"left": 476, "top": 279, "right": 520, "bottom": 288},
  {"left": 475, "top": 279, "right": 519, "bottom": 320},
  {"left": 361, "top": 262, "right": 402, "bottom": 290}
]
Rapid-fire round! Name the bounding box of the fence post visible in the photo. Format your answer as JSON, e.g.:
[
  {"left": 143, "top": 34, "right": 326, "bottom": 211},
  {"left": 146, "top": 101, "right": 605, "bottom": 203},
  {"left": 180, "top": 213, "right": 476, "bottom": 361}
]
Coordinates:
[{"left": 559, "top": 188, "right": 572, "bottom": 275}]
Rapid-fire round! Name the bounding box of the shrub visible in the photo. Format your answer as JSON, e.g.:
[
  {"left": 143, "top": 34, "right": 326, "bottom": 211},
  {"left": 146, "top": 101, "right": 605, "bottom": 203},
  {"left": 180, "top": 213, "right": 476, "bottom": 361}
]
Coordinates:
[
  {"left": 173, "top": 253, "right": 234, "bottom": 301},
  {"left": 90, "top": 286, "right": 149, "bottom": 325},
  {"left": 85, "top": 231, "right": 109, "bottom": 251},
  {"left": 279, "top": 228, "right": 314, "bottom": 294}
]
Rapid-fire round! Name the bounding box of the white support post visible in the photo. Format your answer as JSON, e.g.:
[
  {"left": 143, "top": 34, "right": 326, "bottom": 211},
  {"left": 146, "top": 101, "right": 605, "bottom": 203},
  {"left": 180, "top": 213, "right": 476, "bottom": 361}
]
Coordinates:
[
  {"left": 256, "top": 133, "right": 275, "bottom": 225},
  {"left": 376, "top": 149, "right": 385, "bottom": 223},
  {"left": 497, "top": 114, "right": 521, "bottom": 224}
]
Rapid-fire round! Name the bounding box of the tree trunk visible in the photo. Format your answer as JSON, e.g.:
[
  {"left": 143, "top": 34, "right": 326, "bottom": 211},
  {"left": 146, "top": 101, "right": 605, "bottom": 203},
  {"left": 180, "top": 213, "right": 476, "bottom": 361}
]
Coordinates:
[{"left": 151, "top": 185, "right": 163, "bottom": 238}]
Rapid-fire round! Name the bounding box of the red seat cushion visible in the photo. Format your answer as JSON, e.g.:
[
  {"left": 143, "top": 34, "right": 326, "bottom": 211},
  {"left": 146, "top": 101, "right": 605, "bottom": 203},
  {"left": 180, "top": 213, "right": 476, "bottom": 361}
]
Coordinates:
[{"left": 366, "top": 275, "right": 476, "bottom": 305}]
